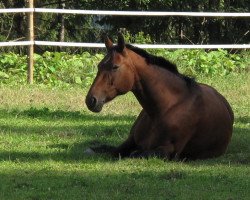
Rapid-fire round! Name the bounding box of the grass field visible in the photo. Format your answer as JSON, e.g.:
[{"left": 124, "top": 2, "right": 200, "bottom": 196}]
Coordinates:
[{"left": 0, "top": 73, "right": 249, "bottom": 200}]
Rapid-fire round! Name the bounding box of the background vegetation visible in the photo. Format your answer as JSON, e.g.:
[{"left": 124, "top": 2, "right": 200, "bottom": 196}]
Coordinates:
[
  {"left": 0, "top": 0, "right": 249, "bottom": 53},
  {"left": 0, "top": 0, "right": 249, "bottom": 84},
  {"left": 0, "top": 47, "right": 249, "bottom": 86}
]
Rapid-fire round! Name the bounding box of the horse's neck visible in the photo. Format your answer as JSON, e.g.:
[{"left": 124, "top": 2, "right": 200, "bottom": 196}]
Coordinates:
[{"left": 130, "top": 54, "right": 187, "bottom": 116}]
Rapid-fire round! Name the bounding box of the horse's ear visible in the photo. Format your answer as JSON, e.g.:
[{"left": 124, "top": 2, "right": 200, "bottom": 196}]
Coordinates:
[
  {"left": 104, "top": 36, "right": 113, "bottom": 50},
  {"left": 117, "top": 33, "right": 125, "bottom": 53}
]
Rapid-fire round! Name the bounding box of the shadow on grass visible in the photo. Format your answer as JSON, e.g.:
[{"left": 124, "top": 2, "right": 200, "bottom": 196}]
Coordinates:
[
  {"left": 0, "top": 141, "right": 125, "bottom": 165},
  {"left": 0, "top": 169, "right": 183, "bottom": 199},
  {"left": 0, "top": 107, "right": 132, "bottom": 163},
  {"left": 0, "top": 127, "right": 249, "bottom": 165},
  {"left": 0, "top": 107, "right": 249, "bottom": 165},
  {"left": 0, "top": 107, "right": 136, "bottom": 121},
  {"left": 0, "top": 165, "right": 249, "bottom": 200},
  {"left": 0, "top": 123, "right": 130, "bottom": 136},
  {"left": 0, "top": 138, "right": 118, "bottom": 163},
  {"left": 0, "top": 107, "right": 135, "bottom": 135}
]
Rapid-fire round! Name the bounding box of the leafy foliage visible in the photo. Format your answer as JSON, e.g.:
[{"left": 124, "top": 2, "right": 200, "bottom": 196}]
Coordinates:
[
  {"left": 0, "top": 52, "right": 103, "bottom": 86},
  {"left": 154, "top": 49, "right": 249, "bottom": 76},
  {"left": 0, "top": 52, "right": 27, "bottom": 82},
  {"left": 0, "top": 50, "right": 248, "bottom": 86},
  {"left": 33, "top": 52, "right": 103, "bottom": 86}
]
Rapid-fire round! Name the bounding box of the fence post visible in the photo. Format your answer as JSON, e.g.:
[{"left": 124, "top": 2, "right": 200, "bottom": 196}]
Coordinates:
[{"left": 27, "top": 0, "right": 34, "bottom": 84}]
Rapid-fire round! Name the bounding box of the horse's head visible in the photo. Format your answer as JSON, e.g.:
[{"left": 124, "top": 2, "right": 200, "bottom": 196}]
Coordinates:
[{"left": 85, "top": 34, "right": 136, "bottom": 112}]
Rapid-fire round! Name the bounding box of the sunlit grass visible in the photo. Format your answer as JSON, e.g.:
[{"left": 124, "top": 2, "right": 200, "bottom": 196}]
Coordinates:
[{"left": 0, "top": 73, "right": 249, "bottom": 200}]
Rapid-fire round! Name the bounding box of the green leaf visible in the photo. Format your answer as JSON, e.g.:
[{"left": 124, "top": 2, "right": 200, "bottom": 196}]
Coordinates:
[
  {"left": 0, "top": 71, "right": 9, "bottom": 78},
  {"left": 75, "top": 76, "right": 82, "bottom": 84}
]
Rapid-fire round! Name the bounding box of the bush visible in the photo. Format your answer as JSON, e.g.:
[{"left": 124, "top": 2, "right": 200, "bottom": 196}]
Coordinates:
[
  {"left": 0, "top": 49, "right": 248, "bottom": 87},
  {"left": 153, "top": 49, "right": 249, "bottom": 77},
  {"left": 0, "top": 51, "right": 103, "bottom": 86},
  {"left": 33, "top": 51, "right": 103, "bottom": 86}
]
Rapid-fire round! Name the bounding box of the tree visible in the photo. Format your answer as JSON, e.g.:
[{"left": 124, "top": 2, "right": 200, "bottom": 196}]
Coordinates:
[{"left": 0, "top": 0, "right": 249, "bottom": 53}]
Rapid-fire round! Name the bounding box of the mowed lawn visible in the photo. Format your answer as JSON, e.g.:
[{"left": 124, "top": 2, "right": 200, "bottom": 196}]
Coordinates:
[{"left": 0, "top": 73, "right": 249, "bottom": 200}]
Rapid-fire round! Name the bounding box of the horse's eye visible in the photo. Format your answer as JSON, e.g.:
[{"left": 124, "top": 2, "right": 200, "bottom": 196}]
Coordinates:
[{"left": 112, "top": 65, "right": 119, "bottom": 71}]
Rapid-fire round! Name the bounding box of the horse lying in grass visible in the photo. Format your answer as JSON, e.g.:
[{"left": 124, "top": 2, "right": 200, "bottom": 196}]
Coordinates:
[{"left": 85, "top": 34, "right": 234, "bottom": 160}]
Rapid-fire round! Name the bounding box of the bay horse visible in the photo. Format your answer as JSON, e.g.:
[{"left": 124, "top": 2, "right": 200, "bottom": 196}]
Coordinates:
[{"left": 85, "top": 34, "right": 234, "bottom": 160}]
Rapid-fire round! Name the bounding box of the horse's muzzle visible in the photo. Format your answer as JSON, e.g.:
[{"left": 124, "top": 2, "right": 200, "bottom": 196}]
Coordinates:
[{"left": 85, "top": 95, "right": 104, "bottom": 113}]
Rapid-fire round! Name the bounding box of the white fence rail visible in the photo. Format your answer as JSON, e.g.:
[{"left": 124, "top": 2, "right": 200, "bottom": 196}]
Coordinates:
[
  {"left": 2, "top": 41, "right": 250, "bottom": 49},
  {"left": 0, "top": 5, "right": 249, "bottom": 83},
  {"left": 35, "top": 8, "right": 250, "bottom": 17},
  {"left": 0, "top": 8, "right": 249, "bottom": 49},
  {"left": 1, "top": 8, "right": 250, "bottom": 17}
]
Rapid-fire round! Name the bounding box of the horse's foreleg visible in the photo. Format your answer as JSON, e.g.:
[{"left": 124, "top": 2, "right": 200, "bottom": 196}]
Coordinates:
[
  {"left": 113, "top": 134, "right": 137, "bottom": 158},
  {"left": 91, "top": 110, "right": 148, "bottom": 158},
  {"left": 113, "top": 110, "right": 148, "bottom": 157},
  {"left": 90, "top": 134, "right": 137, "bottom": 158}
]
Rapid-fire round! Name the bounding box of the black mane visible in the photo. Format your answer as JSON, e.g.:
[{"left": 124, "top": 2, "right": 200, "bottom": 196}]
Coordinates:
[
  {"left": 124, "top": 44, "right": 196, "bottom": 87},
  {"left": 125, "top": 44, "right": 179, "bottom": 74}
]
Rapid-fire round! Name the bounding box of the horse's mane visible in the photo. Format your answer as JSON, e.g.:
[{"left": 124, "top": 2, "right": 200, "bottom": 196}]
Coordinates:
[
  {"left": 126, "top": 44, "right": 178, "bottom": 74},
  {"left": 124, "top": 44, "right": 196, "bottom": 87}
]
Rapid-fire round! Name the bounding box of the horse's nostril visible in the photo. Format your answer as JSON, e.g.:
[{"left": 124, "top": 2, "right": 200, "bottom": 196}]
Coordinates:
[
  {"left": 90, "top": 96, "right": 97, "bottom": 107},
  {"left": 86, "top": 95, "right": 104, "bottom": 112}
]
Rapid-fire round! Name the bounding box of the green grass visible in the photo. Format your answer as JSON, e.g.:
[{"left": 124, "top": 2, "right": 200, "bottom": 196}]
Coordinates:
[{"left": 0, "top": 73, "right": 249, "bottom": 200}]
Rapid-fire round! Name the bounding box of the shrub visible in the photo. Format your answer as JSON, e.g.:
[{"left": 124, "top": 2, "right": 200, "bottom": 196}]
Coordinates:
[
  {"left": 0, "top": 49, "right": 248, "bottom": 87},
  {"left": 153, "top": 49, "right": 249, "bottom": 77}
]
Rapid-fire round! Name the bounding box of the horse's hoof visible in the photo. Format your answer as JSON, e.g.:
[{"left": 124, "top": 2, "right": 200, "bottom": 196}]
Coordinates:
[{"left": 84, "top": 148, "right": 96, "bottom": 155}]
